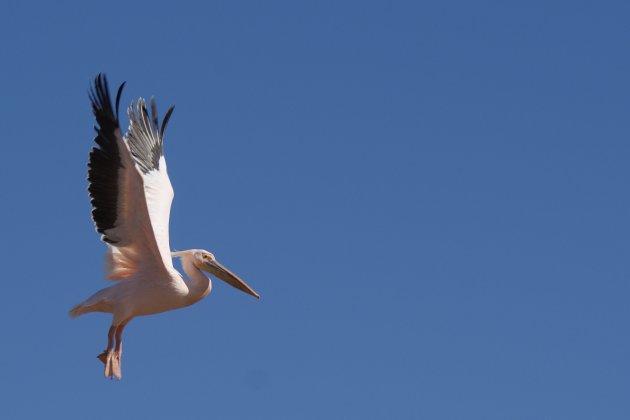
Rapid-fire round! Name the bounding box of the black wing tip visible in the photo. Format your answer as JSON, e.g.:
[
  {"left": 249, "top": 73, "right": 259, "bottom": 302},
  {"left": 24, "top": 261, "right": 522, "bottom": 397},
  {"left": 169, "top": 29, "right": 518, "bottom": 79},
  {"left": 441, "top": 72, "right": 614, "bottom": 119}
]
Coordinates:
[
  {"left": 89, "top": 74, "right": 126, "bottom": 122},
  {"left": 127, "top": 97, "right": 175, "bottom": 173},
  {"left": 87, "top": 73, "right": 124, "bottom": 240},
  {"left": 115, "top": 81, "right": 126, "bottom": 120},
  {"left": 160, "top": 105, "right": 175, "bottom": 140},
  {"left": 150, "top": 97, "right": 159, "bottom": 133},
  {"left": 143, "top": 99, "right": 174, "bottom": 141}
]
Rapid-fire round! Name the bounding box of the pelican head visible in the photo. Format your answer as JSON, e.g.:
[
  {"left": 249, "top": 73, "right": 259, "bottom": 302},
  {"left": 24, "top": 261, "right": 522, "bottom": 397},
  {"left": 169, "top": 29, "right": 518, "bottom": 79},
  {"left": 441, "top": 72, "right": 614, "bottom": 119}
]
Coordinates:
[{"left": 173, "top": 249, "right": 260, "bottom": 299}]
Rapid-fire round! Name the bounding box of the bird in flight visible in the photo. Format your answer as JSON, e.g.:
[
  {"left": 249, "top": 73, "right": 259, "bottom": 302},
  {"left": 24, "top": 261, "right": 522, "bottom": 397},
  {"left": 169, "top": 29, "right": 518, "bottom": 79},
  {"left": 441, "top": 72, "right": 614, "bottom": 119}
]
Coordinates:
[{"left": 70, "top": 74, "right": 259, "bottom": 380}]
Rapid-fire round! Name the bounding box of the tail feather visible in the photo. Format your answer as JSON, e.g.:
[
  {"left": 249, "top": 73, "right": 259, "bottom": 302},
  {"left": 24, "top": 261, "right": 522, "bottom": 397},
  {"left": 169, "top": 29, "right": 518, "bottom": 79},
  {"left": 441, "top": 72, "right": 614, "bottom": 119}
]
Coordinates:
[
  {"left": 69, "top": 303, "right": 88, "bottom": 318},
  {"left": 69, "top": 300, "right": 109, "bottom": 317},
  {"left": 69, "top": 288, "right": 113, "bottom": 318}
]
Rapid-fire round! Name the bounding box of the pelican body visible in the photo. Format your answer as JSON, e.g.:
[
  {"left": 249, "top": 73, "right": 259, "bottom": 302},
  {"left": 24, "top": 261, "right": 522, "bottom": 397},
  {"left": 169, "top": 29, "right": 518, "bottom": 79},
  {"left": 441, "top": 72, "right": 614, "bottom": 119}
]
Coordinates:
[{"left": 70, "top": 75, "right": 259, "bottom": 380}]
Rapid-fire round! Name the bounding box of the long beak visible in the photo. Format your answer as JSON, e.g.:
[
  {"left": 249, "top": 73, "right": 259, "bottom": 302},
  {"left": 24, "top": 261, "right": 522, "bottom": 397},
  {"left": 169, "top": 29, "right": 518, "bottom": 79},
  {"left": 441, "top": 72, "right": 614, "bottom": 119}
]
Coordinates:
[{"left": 202, "top": 260, "right": 260, "bottom": 299}]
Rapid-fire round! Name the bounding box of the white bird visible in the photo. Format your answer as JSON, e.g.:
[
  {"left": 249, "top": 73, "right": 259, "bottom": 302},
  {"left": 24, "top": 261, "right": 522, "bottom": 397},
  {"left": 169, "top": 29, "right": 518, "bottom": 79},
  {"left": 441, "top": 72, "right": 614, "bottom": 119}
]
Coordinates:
[{"left": 70, "top": 74, "right": 259, "bottom": 380}]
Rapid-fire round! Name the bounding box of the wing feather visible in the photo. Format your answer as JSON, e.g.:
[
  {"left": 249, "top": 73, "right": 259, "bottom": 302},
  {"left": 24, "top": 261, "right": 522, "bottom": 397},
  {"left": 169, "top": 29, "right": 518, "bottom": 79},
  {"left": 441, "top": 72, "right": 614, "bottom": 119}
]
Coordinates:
[
  {"left": 125, "top": 97, "right": 176, "bottom": 271},
  {"left": 87, "top": 74, "right": 172, "bottom": 280}
]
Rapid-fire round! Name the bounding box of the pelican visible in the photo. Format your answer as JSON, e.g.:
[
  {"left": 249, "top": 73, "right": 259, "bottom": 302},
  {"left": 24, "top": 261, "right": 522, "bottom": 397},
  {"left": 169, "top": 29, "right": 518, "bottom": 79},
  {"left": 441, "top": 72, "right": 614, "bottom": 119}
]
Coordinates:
[{"left": 70, "top": 74, "right": 259, "bottom": 380}]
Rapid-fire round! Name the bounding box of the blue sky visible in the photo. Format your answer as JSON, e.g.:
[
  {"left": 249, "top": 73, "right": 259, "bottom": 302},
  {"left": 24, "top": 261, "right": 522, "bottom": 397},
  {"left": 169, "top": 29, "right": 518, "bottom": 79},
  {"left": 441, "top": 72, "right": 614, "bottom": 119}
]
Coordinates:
[{"left": 0, "top": 1, "right": 628, "bottom": 418}]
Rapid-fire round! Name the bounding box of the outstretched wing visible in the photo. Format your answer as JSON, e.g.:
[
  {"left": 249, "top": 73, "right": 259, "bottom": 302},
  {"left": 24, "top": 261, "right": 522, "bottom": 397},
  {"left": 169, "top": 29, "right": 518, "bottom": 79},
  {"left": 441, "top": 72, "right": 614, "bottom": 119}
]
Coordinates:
[
  {"left": 87, "top": 74, "right": 174, "bottom": 280},
  {"left": 125, "top": 97, "right": 175, "bottom": 272}
]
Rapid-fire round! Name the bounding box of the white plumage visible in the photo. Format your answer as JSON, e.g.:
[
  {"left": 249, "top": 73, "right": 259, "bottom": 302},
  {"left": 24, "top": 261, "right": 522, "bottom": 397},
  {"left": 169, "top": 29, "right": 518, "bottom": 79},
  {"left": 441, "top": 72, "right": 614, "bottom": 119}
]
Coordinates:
[{"left": 70, "top": 75, "right": 259, "bottom": 380}]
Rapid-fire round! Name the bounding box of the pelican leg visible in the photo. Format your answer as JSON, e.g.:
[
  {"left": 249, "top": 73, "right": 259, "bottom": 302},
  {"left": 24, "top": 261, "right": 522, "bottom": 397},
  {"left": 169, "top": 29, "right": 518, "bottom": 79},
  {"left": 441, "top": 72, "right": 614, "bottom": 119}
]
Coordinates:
[
  {"left": 97, "top": 325, "right": 116, "bottom": 379},
  {"left": 110, "top": 322, "right": 127, "bottom": 380}
]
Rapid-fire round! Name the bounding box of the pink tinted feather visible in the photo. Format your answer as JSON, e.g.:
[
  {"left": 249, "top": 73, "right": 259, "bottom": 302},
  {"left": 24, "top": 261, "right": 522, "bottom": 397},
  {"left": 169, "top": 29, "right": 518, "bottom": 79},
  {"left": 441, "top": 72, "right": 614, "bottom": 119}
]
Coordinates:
[{"left": 104, "top": 247, "right": 139, "bottom": 280}]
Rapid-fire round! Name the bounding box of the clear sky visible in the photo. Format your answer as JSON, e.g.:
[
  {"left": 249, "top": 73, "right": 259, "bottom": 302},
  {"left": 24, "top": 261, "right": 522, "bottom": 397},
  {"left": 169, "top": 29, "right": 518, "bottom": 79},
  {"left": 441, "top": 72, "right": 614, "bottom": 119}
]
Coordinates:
[{"left": 0, "top": 1, "right": 628, "bottom": 419}]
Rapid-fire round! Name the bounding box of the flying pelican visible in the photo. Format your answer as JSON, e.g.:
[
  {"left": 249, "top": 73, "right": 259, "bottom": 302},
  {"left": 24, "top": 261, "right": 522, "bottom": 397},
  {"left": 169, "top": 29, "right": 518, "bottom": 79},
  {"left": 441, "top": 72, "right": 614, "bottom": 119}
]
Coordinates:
[{"left": 70, "top": 74, "right": 259, "bottom": 380}]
